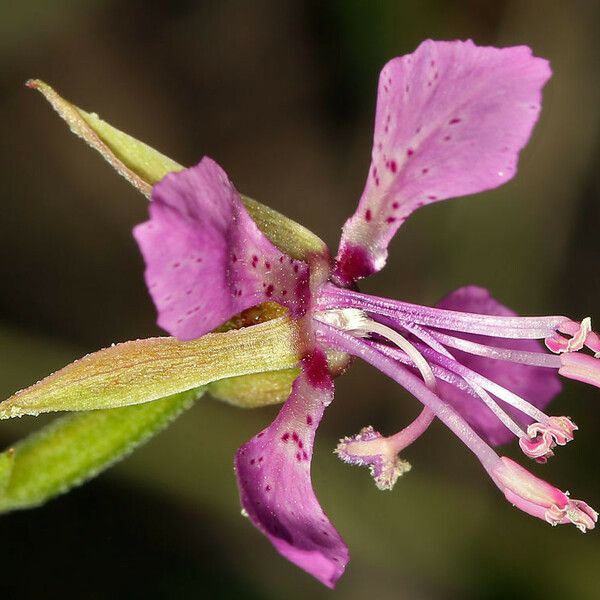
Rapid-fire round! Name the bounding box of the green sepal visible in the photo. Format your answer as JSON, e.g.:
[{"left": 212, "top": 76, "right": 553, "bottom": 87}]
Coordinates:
[
  {"left": 0, "top": 388, "right": 202, "bottom": 512},
  {"left": 0, "top": 317, "right": 299, "bottom": 418},
  {"left": 27, "top": 79, "right": 327, "bottom": 261}
]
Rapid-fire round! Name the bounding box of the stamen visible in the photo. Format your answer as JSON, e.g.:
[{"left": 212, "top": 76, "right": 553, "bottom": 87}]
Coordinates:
[
  {"left": 429, "top": 330, "right": 561, "bottom": 368},
  {"left": 373, "top": 339, "right": 527, "bottom": 439},
  {"left": 518, "top": 416, "right": 577, "bottom": 463},
  {"left": 315, "top": 308, "right": 437, "bottom": 390},
  {"left": 559, "top": 353, "right": 600, "bottom": 389},
  {"left": 546, "top": 317, "right": 593, "bottom": 354},
  {"left": 318, "top": 284, "right": 565, "bottom": 339},
  {"left": 418, "top": 344, "right": 551, "bottom": 424}
]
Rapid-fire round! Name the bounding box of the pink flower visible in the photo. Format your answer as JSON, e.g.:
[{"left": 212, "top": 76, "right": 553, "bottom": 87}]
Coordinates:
[{"left": 132, "top": 40, "right": 599, "bottom": 587}]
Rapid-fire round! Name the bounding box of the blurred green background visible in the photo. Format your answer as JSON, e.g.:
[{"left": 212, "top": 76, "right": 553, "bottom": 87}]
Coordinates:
[{"left": 1, "top": 1, "right": 599, "bottom": 598}]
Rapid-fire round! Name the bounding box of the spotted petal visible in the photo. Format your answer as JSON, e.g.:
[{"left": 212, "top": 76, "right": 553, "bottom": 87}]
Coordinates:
[
  {"left": 134, "top": 157, "right": 310, "bottom": 340},
  {"left": 435, "top": 286, "right": 561, "bottom": 445},
  {"left": 234, "top": 350, "right": 348, "bottom": 588},
  {"left": 335, "top": 40, "right": 551, "bottom": 283}
]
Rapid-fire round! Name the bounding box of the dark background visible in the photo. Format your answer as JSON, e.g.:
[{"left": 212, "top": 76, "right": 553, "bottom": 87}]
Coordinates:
[{"left": 1, "top": 1, "right": 599, "bottom": 598}]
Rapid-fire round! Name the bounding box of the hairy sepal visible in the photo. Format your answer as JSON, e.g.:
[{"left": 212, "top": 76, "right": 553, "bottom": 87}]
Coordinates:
[
  {"left": 0, "top": 317, "right": 299, "bottom": 418},
  {"left": 27, "top": 80, "right": 326, "bottom": 261}
]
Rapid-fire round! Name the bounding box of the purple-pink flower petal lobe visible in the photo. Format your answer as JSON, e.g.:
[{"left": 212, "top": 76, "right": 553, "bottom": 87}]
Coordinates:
[
  {"left": 234, "top": 350, "right": 348, "bottom": 588},
  {"left": 434, "top": 286, "right": 561, "bottom": 446},
  {"left": 335, "top": 40, "right": 551, "bottom": 283},
  {"left": 133, "top": 157, "right": 309, "bottom": 340}
]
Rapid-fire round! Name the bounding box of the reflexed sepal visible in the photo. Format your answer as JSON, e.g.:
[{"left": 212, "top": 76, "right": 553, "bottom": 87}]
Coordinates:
[
  {"left": 0, "top": 317, "right": 299, "bottom": 417},
  {"left": 27, "top": 80, "right": 327, "bottom": 261},
  {"left": 0, "top": 389, "right": 201, "bottom": 512}
]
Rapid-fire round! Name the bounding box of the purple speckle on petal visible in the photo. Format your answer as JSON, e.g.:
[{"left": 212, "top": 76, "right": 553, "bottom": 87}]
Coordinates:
[
  {"left": 306, "top": 415, "right": 313, "bottom": 426},
  {"left": 281, "top": 432, "right": 290, "bottom": 442},
  {"left": 449, "top": 117, "right": 461, "bottom": 124},
  {"left": 406, "top": 148, "right": 414, "bottom": 157},
  {"left": 386, "top": 216, "right": 396, "bottom": 224},
  {"left": 389, "top": 159, "right": 398, "bottom": 173},
  {"left": 365, "top": 209, "right": 372, "bottom": 222}
]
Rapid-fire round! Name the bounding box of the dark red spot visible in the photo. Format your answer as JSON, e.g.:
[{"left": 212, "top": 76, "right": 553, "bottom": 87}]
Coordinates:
[
  {"left": 302, "top": 350, "right": 330, "bottom": 389},
  {"left": 302, "top": 451, "right": 308, "bottom": 460},
  {"left": 258, "top": 456, "right": 263, "bottom": 463},
  {"left": 392, "top": 202, "right": 399, "bottom": 209},
  {"left": 322, "top": 530, "right": 329, "bottom": 536},
  {"left": 298, "top": 440, "right": 304, "bottom": 449},
  {"left": 257, "top": 432, "right": 265, "bottom": 438},
  {"left": 365, "top": 209, "right": 372, "bottom": 222},
  {"left": 333, "top": 243, "right": 373, "bottom": 284},
  {"left": 250, "top": 459, "right": 255, "bottom": 465},
  {"left": 265, "top": 284, "right": 274, "bottom": 297},
  {"left": 292, "top": 432, "right": 299, "bottom": 443},
  {"left": 405, "top": 85, "right": 409, "bottom": 93},
  {"left": 449, "top": 118, "right": 461, "bottom": 125},
  {"left": 173, "top": 262, "right": 181, "bottom": 268},
  {"left": 430, "top": 60, "right": 435, "bottom": 67},
  {"left": 251, "top": 256, "right": 258, "bottom": 268},
  {"left": 428, "top": 195, "right": 438, "bottom": 200},
  {"left": 265, "top": 262, "right": 271, "bottom": 269},
  {"left": 406, "top": 148, "right": 414, "bottom": 157},
  {"left": 416, "top": 126, "right": 422, "bottom": 134},
  {"left": 389, "top": 159, "right": 398, "bottom": 173},
  {"left": 281, "top": 290, "right": 287, "bottom": 296},
  {"left": 237, "top": 290, "right": 242, "bottom": 296},
  {"left": 232, "top": 254, "right": 237, "bottom": 262},
  {"left": 186, "top": 289, "right": 192, "bottom": 296},
  {"left": 265, "top": 485, "right": 271, "bottom": 492},
  {"left": 422, "top": 168, "right": 429, "bottom": 174},
  {"left": 281, "top": 432, "right": 290, "bottom": 442},
  {"left": 195, "top": 257, "right": 202, "bottom": 263},
  {"left": 443, "top": 135, "right": 451, "bottom": 141},
  {"left": 293, "top": 264, "right": 299, "bottom": 273},
  {"left": 386, "top": 216, "right": 396, "bottom": 224},
  {"left": 279, "top": 256, "right": 284, "bottom": 263},
  {"left": 306, "top": 415, "right": 313, "bottom": 425},
  {"left": 375, "top": 176, "right": 380, "bottom": 186},
  {"left": 296, "top": 452, "right": 302, "bottom": 462}
]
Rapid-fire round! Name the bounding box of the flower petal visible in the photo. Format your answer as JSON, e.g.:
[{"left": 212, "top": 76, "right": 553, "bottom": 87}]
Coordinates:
[
  {"left": 234, "top": 350, "right": 348, "bottom": 588},
  {"left": 133, "top": 157, "right": 310, "bottom": 339},
  {"left": 435, "top": 286, "right": 561, "bottom": 445},
  {"left": 335, "top": 40, "right": 551, "bottom": 282}
]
